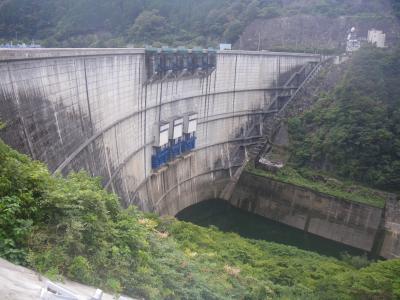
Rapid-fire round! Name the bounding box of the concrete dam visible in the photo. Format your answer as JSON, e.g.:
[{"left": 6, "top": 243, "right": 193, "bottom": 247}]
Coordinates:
[
  {"left": 0, "top": 48, "right": 320, "bottom": 216},
  {"left": 2, "top": 48, "right": 400, "bottom": 259}
]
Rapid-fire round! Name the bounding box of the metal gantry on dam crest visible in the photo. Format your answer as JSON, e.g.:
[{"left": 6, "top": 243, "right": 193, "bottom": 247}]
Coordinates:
[{"left": 145, "top": 47, "right": 217, "bottom": 82}]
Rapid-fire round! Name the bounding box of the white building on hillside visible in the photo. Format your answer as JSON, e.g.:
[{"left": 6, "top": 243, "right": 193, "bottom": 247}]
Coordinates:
[{"left": 368, "top": 29, "right": 386, "bottom": 48}]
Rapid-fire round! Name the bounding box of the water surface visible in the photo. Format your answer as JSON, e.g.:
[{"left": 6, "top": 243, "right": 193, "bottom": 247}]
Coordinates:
[{"left": 176, "top": 199, "right": 366, "bottom": 258}]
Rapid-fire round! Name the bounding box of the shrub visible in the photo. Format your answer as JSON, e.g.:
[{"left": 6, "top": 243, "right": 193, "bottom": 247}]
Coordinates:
[
  {"left": 68, "top": 256, "right": 93, "bottom": 284},
  {"left": 1, "top": 138, "right": 399, "bottom": 299}
]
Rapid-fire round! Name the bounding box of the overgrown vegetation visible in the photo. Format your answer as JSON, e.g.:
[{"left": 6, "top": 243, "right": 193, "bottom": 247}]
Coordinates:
[
  {"left": 288, "top": 47, "right": 400, "bottom": 192},
  {"left": 0, "top": 0, "right": 397, "bottom": 48},
  {"left": 1, "top": 138, "right": 400, "bottom": 299},
  {"left": 247, "top": 164, "right": 387, "bottom": 208},
  {"left": 392, "top": 0, "right": 400, "bottom": 19},
  {"left": 251, "top": 47, "right": 399, "bottom": 208}
]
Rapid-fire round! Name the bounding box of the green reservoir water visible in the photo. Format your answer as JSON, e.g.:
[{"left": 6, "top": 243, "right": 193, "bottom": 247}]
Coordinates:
[{"left": 176, "top": 199, "right": 366, "bottom": 259}]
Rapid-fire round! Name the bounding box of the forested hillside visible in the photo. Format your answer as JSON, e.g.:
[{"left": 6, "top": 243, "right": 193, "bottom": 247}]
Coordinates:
[
  {"left": 288, "top": 47, "right": 400, "bottom": 191},
  {"left": 0, "top": 0, "right": 399, "bottom": 48},
  {"left": 1, "top": 136, "right": 400, "bottom": 299}
]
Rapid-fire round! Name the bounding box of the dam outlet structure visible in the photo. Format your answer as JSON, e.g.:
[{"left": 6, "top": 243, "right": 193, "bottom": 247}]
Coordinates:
[{"left": 0, "top": 48, "right": 321, "bottom": 216}]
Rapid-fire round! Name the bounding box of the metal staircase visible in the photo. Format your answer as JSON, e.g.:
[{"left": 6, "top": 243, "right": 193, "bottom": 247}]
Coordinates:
[
  {"left": 220, "top": 59, "right": 326, "bottom": 200},
  {"left": 250, "top": 60, "right": 324, "bottom": 161}
]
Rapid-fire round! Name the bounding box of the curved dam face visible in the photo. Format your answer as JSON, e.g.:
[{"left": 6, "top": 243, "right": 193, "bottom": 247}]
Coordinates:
[{"left": 0, "top": 48, "right": 320, "bottom": 215}]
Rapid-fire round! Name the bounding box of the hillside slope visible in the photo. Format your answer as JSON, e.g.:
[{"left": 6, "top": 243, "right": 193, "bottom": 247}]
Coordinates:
[
  {"left": 0, "top": 0, "right": 399, "bottom": 48},
  {"left": 284, "top": 47, "right": 400, "bottom": 192},
  {"left": 0, "top": 136, "right": 400, "bottom": 299},
  {"left": 237, "top": 14, "right": 400, "bottom": 52},
  {"left": 236, "top": 0, "right": 400, "bottom": 51}
]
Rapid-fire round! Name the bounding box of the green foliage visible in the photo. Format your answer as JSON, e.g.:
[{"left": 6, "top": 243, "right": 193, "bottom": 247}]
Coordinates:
[
  {"left": 340, "top": 252, "right": 371, "bottom": 269},
  {"left": 247, "top": 164, "right": 387, "bottom": 208},
  {"left": 0, "top": 138, "right": 400, "bottom": 299},
  {"left": 392, "top": 0, "right": 400, "bottom": 19},
  {"left": 289, "top": 47, "right": 400, "bottom": 191},
  {"left": 128, "top": 10, "right": 169, "bottom": 44},
  {"left": 316, "top": 259, "right": 400, "bottom": 299},
  {"left": 0, "top": 0, "right": 396, "bottom": 48},
  {"left": 0, "top": 140, "right": 49, "bottom": 263},
  {"left": 67, "top": 256, "right": 93, "bottom": 284}
]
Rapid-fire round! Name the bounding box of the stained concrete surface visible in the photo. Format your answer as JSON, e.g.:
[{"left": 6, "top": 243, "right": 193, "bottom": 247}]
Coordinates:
[
  {"left": 0, "top": 49, "right": 320, "bottom": 215},
  {"left": 230, "top": 171, "right": 383, "bottom": 253}
]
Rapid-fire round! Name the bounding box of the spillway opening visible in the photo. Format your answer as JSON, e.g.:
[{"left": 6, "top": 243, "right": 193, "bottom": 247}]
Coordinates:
[{"left": 176, "top": 199, "right": 367, "bottom": 259}]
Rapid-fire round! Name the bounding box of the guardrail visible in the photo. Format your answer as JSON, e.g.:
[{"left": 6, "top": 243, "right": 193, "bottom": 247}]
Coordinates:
[{"left": 40, "top": 280, "right": 132, "bottom": 300}]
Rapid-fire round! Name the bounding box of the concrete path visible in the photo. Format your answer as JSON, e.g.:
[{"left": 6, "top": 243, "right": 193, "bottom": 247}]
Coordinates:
[{"left": 0, "top": 258, "right": 136, "bottom": 300}]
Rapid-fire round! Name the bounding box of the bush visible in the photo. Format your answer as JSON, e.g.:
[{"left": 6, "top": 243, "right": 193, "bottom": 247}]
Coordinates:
[
  {"left": 1, "top": 138, "right": 400, "bottom": 299},
  {"left": 340, "top": 252, "right": 371, "bottom": 269},
  {"left": 68, "top": 256, "right": 93, "bottom": 284}
]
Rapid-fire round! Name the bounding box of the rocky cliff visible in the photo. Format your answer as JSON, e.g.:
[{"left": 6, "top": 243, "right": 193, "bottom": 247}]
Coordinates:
[{"left": 236, "top": 0, "right": 400, "bottom": 51}]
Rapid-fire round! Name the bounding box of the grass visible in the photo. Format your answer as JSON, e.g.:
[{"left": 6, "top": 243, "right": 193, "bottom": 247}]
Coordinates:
[{"left": 247, "top": 164, "right": 387, "bottom": 208}]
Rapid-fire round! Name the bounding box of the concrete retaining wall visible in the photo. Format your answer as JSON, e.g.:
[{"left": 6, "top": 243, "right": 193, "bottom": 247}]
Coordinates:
[
  {"left": 0, "top": 48, "right": 320, "bottom": 215},
  {"left": 380, "top": 198, "right": 400, "bottom": 259},
  {"left": 230, "top": 171, "right": 383, "bottom": 252}
]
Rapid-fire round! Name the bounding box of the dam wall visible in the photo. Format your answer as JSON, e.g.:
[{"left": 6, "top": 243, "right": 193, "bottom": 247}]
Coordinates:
[
  {"left": 0, "top": 48, "right": 320, "bottom": 215},
  {"left": 380, "top": 198, "right": 400, "bottom": 259}
]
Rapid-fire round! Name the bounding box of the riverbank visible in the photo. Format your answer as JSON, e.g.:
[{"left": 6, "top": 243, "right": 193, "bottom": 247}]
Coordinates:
[
  {"left": 229, "top": 170, "right": 399, "bottom": 259},
  {"left": 177, "top": 199, "right": 365, "bottom": 258},
  {"left": 250, "top": 164, "right": 387, "bottom": 208}
]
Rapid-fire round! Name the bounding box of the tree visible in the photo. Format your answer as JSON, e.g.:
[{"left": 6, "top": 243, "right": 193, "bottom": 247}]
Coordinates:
[
  {"left": 288, "top": 47, "right": 400, "bottom": 190},
  {"left": 128, "top": 10, "right": 169, "bottom": 44},
  {"left": 223, "top": 20, "right": 244, "bottom": 44}
]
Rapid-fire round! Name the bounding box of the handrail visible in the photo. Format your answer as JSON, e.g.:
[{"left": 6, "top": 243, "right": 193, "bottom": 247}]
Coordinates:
[
  {"left": 277, "top": 61, "right": 322, "bottom": 116},
  {"left": 265, "top": 61, "right": 315, "bottom": 112},
  {"left": 253, "top": 60, "right": 326, "bottom": 163},
  {"left": 227, "top": 61, "right": 322, "bottom": 164}
]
